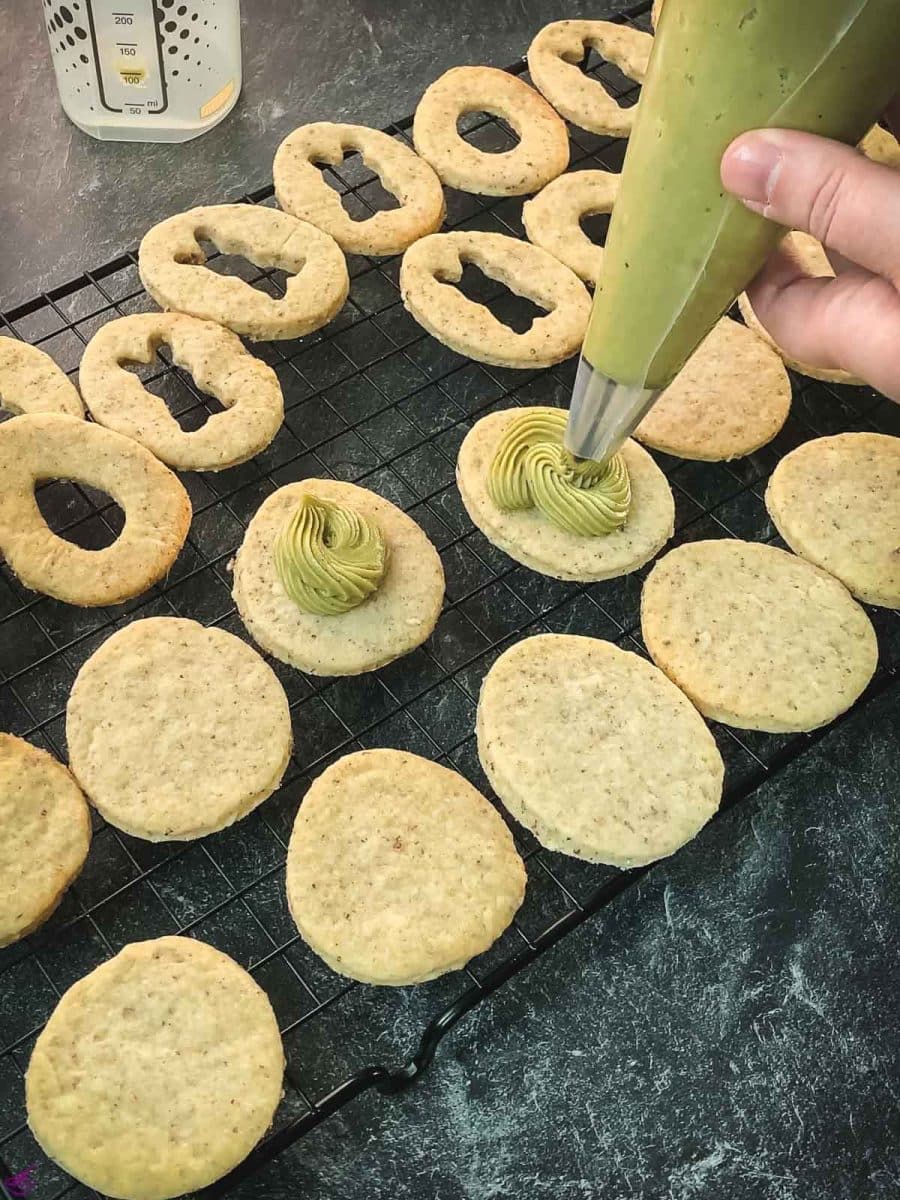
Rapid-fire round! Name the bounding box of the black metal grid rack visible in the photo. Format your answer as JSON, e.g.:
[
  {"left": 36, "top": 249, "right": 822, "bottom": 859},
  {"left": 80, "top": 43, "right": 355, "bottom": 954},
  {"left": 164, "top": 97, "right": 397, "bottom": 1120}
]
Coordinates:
[{"left": 2, "top": 4, "right": 899, "bottom": 1195}]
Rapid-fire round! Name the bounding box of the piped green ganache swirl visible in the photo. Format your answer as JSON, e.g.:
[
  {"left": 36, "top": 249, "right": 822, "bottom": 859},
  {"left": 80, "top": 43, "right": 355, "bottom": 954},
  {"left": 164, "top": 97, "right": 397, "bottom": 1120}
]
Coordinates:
[
  {"left": 487, "top": 409, "right": 631, "bottom": 536},
  {"left": 274, "top": 493, "right": 388, "bottom": 615}
]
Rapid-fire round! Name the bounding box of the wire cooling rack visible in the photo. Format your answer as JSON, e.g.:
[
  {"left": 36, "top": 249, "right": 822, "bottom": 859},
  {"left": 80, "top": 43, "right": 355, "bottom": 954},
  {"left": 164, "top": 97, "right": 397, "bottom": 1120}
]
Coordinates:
[{"left": 2, "top": 4, "right": 900, "bottom": 1196}]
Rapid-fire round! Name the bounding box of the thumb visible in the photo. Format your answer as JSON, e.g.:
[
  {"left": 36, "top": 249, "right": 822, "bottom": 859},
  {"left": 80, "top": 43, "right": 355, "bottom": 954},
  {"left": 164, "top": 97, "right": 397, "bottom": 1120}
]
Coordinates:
[{"left": 721, "top": 129, "right": 900, "bottom": 287}]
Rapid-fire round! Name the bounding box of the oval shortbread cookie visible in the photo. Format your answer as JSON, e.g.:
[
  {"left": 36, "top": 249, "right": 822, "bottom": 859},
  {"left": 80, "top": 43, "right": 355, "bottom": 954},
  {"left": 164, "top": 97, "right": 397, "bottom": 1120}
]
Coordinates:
[
  {"left": 457, "top": 407, "right": 674, "bottom": 580},
  {"left": 527, "top": 20, "right": 652, "bottom": 137},
  {"left": 401, "top": 231, "right": 591, "bottom": 368},
  {"left": 766, "top": 433, "right": 900, "bottom": 609},
  {"left": 67, "top": 618, "right": 292, "bottom": 841},
  {"left": 738, "top": 232, "right": 864, "bottom": 386},
  {"left": 522, "top": 169, "right": 619, "bottom": 287},
  {"left": 0, "top": 338, "right": 84, "bottom": 419},
  {"left": 642, "top": 539, "right": 878, "bottom": 733},
  {"left": 412, "top": 66, "right": 569, "bottom": 196},
  {"left": 80, "top": 312, "right": 284, "bottom": 472},
  {"left": 635, "top": 317, "right": 792, "bottom": 461},
  {"left": 274, "top": 122, "right": 445, "bottom": 255},
  {"left": 0, "top": 413, "right": 191, "bottom": 607},
  {"left": 286, "top": 749, "right": 526, "bottom": 985},
  {"left": 0, "top": 734, "right": 91, "bottom": 948},
  {"left": 233, "top": 479, "right": 444, "bottom": 676},
  {"left": 477, "top": 635, "right": 723, "bottom": 867},
  {"left": 138, "top": 203, "right": 349, "bottom": 341},
  {"left": 26, "top": 936, "right": 284, "bottom": 1200}
]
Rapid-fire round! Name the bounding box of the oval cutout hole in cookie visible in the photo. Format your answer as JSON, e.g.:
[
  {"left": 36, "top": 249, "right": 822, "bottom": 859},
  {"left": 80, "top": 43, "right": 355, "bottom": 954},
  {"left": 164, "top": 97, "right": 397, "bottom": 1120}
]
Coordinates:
[
  {"left": 453, "top": 260, "right": 544, "bottom": 335},
  {"left": 585, "top": 51, "right": 641, "bottom": 107},
  {"left": 35, "top": 480, "right": 123, "bottom": 550},
  {"left": 318, "top": 149, "right": 403, "bottom": 222},
  {"left": 455, "top": 111, "right": 522, "bottom": 153},
  {"left": 579, "top": 210, "right": 612, "bottom": 245}
]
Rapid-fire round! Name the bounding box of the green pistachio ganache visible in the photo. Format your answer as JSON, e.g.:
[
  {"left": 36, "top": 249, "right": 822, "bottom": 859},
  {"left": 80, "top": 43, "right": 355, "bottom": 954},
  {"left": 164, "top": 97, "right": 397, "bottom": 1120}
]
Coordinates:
[
  {"left": 274, "top": 493, "right": 388, "bottom": 616},
  {"left": 488, "top": 409, "right": 631, "bottom": 536}
]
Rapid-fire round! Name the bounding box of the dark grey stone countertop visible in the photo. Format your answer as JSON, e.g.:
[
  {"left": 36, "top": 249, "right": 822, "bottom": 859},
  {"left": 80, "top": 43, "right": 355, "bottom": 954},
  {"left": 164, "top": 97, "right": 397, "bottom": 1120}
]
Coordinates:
[
  {"left": 234, "top": 684, "right": 900, "bottom": 1200},
  {"left": 0, "top": 0, "right": 635, "bottom": 310}
]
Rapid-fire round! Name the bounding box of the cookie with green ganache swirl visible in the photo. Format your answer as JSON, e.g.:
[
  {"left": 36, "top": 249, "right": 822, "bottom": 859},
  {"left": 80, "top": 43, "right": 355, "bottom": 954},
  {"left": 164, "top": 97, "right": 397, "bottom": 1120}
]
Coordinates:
[
  {"left": 273, "top": 493, "right": 389, "bottom": 617},
  {"left": 233, "top": 480, "right": 444, "bottom": 676},
  {"left": 457, "top": 406, "right": 674, "bottom": 582}
]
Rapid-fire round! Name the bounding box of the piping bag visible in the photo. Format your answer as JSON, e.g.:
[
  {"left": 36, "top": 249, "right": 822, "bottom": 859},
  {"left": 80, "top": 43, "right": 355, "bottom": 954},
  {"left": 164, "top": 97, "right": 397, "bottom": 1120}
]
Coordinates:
[{"left": 566, "top": 0, "right": 900, "bottom": 464}]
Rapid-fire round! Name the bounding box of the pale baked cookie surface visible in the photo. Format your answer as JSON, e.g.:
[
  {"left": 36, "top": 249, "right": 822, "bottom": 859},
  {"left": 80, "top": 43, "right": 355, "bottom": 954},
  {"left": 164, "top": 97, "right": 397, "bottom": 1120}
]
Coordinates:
[
  {"left": 274, "top": 122, "right": 445, "bottom": 255},
  {"left": 233, "top": 479, "right": 444, "bottom": 676},
  {"left": 80, "top": 312, "right": 284, "bottom": 471},
  {"left": 26, "top": 936, "right": 284, "bottom": 1200},
  {"left": 642, "top": 539, "right": 878, "bottom": 733},
  {"left": 522, "top": 169, "right": 619, "bottom": 286},
  {"left": 286, "top": 749, "right": 526, "bottom": 985},
  {"left": 766, "top": 433, "right": 900, "bottom": 609},
  {"left": 66, "top": 617, "right": 292, "bottom": 841},
  {"left": 0, "top": 413, "right": 191, "bottom": 606},
  {"left": 0, "top": 734, "right": 91, "bottom": 948},
  {"left": 738, "top": 232, "right": 864, "bottom": 386},
  {"left": 457, "top": 407, "right": 674, "bottom": 581},
  {"left": 400, "top": 231, "right": 590, "bottom": 368},
  {"left": 635, "top": 317, "right": 792, "bottom": 461},
  {"left": 138, "top": 203, "right": 349, "bottom": 341},
  {"left": 412, "top": 66, "right": 569, "bottom": 196},
  {"left": 0, "top": 338, "right": 83, "bottom": 419},
  {"left": 527, "top": 20, "right": 652, "bottom": 137},
  {"left": 859, "top": 123, "right": 900, "bottom": 170},
  {"left": 477, "top": 634, "right": 722, "bottom": 867}
]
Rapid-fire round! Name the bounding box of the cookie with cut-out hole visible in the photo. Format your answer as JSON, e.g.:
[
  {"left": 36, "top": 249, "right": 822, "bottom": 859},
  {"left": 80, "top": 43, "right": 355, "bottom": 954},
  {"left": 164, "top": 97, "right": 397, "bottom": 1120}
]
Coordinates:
[
  {"left": 527, "top": 20, "right": 652, "bottom": 137},
  {"left": 80, "top": 312, "right": 283, "bottom": 471},
  {"left": 138, "top": 203, "right": 349, "bottom": 341},
  {"left": 26, "top": 936, "right": 284, "bottom": 1199},
  {"left": 286, "top": 749, "right": 526, "bottom": 985},
  {"left": 274, "top": 122, "right": 445, "bottom": 255},
  {"left": 413, "top": 66, "right": 569, "bottom": 196},
  {"left": 0, "top": 412, "right": 190, "bottom": 606},
  {"left": 0, "top": 338, "right": 84, "bottom": 418},
  {"left": 400, "top": 231, "right": 590, "bottom": 368},
  {"left": 522, "top": 169, "right": 619, "bottom": 286},
  {"left": 66, "top": 617, "right": 292, "bottom": 841},
  {"left": 0, "top": 733, "right": 91, "bottom": 948}
]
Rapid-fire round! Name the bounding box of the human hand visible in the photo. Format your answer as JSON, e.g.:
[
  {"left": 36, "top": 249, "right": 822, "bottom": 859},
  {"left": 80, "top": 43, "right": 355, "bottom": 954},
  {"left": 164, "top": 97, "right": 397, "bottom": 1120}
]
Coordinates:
[{"left": 721, "top": 105, "right": 900, "bottom": 401}]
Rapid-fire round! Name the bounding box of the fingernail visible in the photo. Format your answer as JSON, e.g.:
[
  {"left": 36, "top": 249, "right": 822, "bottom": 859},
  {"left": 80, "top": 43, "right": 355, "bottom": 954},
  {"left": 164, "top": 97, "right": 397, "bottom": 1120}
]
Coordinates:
[{"left": 721, "top": 135, "right": 783, "bottom": 210}]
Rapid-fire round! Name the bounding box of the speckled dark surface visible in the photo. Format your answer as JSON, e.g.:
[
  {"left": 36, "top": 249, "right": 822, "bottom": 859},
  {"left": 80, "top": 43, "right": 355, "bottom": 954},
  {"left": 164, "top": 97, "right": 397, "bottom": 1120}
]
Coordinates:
[
  {"left": 1, "top": 0, "right": 634, "bottom": 309},
  {"left": 229, "top": 685, "right": 900, "bottom": 1200},
  {"left": 1, "top": 4, "right": 899, "bottom": 1199}
]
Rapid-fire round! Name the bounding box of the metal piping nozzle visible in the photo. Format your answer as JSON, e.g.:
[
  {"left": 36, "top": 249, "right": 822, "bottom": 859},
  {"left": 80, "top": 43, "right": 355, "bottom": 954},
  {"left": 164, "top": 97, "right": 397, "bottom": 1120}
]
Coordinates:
[{"left": 565, "top": 357, "right": 660, "bottom": 464}]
